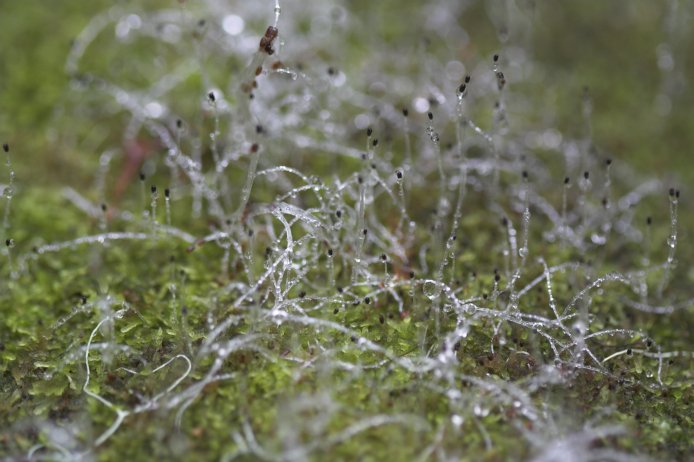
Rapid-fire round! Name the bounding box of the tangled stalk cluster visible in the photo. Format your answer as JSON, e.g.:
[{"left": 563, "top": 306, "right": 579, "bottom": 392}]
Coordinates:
[{"left": 1, "top": 1, "right": 692, "bottom": 460}]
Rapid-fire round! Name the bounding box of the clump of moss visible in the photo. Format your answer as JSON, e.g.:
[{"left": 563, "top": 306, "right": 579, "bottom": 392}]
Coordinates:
[{"left": 1, "top": 1, "right": 693, "bottom": 461}]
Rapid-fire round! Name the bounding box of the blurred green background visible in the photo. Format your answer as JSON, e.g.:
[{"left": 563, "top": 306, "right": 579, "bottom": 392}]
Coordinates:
[{"left": 1, "top": 0, "right": 692, "bottom": 183}]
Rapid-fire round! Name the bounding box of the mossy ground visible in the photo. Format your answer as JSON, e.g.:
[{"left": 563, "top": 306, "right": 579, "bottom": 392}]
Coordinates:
[{"left": 1, "top": 1, "right": 693, "bottom": 461}]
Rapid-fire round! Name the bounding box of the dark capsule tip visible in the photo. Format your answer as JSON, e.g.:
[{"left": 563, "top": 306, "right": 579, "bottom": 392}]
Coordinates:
[
  {"left": 402, "top": 108, "right": 409, "bottom": 117},
  {"left": 151, "top": 185, "right": 157, "bottom": 194},
  {"left": 493, "top": 54, "right": 499, "bottom": 62},
  {"left": 139, "top": 172, "right": 146, "bottom": 181},
  {"left": 164, "top": 188, "right": 170, "bottom": 198},
  {"left": 605, "top": 158, "right": 612, "bottom": 166},
  {"left": 646, "top": 216, "right": 652, "bottom": 225},
  {"left": 583, "top": 171, "right": 590, "bottom": 180},
  {"left": 2, "top": 143, "right": 8, "bottom": 153},
  {"left": 367, "top": 127, "right": 373, "bottom": 137},
  {"left": 362, "top": 228, "right": 368, "bottom": 236},
  {"left": 176, "top": 119, "right": 182, "bottom": 128},
  {"left": 396, "top": 170, "right": 403, "bottom": 179},
  {"left": 564, "top": 176, "right": 570, "bottom": 185},
  {"left": 669, "top": 187, "right": 675, "bottom": 197},
  {"left": 372, "top": 139, "right": 379, "bottom": 147},
  {"left": 459, "top": 83, "right": 466, "bottom": 93},
  {"left": 328, "top": 248, "right": 333, "bottom": 256},
  {"left": 255, "top": 125, "right": 263, "bottom": 134},
  {"left": 101, "top": 203, "right": 107, "bottom": 212},
  {"left": 522, "top": 170, "right": 528, "bottom": 179},
  {"left": 494, "top": 274, "right": 501, "bottom": 282},
  {"left": 380, "top": 254, "right": 387, "bottom": 261},
  {"left": 427, "top": 112, "right": 433, "bottom": 121},
  {"left": 465, "top": 75, "right": 471, "bottom": 83},
  {"left": 5, "top": 239, "right": 11, "bottom": 247},
  {"left": 409, "top": 271, "right": 415, "bottom": 279},
  {"left": 208, "top": 91, "right": 216, "bottom": 102}
]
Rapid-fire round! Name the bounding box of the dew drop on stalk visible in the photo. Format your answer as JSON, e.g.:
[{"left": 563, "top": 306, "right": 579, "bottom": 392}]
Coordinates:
[{"left": 423, "top": 281, "right": 441, "bottom": 300}]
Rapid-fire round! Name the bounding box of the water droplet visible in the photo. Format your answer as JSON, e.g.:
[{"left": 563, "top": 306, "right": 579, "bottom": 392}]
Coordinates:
[
  {"left": 473, "top": 404, "right": 489, "bottom": 417},
  {"left": 423, "top": 281, "right": 441, "bottom": 300},
  {"left": 572, "top": 320, "right": 587, "bottom": 335},
  {"left": 591, "top": 233, "right": 607, "bottom": 245}
]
